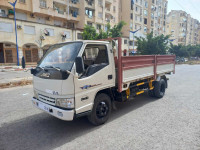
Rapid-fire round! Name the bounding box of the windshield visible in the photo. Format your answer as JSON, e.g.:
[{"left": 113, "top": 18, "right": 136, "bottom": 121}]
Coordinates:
[{"left": 38, "top": 42, "right": 83, "bottom": 71}]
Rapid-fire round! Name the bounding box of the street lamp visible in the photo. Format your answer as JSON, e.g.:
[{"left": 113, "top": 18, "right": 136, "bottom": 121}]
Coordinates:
[
  {"left": 8, "top": 0, "right": 19, "bottom": 66},
  {"left": 130, "top": 27, "right": 142, "bottom": 54}
]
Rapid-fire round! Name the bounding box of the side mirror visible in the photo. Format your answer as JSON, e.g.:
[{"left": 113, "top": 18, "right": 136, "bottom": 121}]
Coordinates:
[
  {"left": 75, "top": 57, "right": 84, "bottom": 74},
  {"left": 30, "top": 68, "right": 36, "bottom": 75}
]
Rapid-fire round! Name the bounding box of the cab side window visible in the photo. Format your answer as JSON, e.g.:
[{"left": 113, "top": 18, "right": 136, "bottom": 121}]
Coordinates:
[{"left": 81, "top": 44, "right": 108, "bottom": 77}]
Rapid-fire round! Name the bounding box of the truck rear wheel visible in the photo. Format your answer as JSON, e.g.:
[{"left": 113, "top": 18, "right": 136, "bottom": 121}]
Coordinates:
[
  {"left": 88, "top": 93, "right": 111, "bottom": 126},
  {"left": 154, "top": 79, "right": 166, "bottom": 98}
]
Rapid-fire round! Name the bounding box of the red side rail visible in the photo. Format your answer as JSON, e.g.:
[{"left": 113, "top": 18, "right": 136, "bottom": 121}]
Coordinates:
[{"left": 99, "top": 37, "right": 176, "bottom": 93}]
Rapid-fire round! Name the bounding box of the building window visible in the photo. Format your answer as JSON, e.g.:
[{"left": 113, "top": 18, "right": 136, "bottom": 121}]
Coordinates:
[
  {"left": 124, "top": 39, "right": 127, "bottom": 44},
  {"left": 131, "top": 3, "right": 133, "bottom": 10},
  {"left": 87, "top": 22, "right": 92, "bottom": 26},
  {"left": 0, "top": 9, "right": 6, "bottom": 17},
  {"left": 140, "top": 0, "right": 142, "bottom": 5},
  {"left": 54, "top": 20, "right": 62, "bottom": 26},
  {"left": 63, "top": 31, "right": 71, "bottom": 39},
  {"left": 16, "top": 12, "right": 27, "bottom": 21},
  {"left": 19, "top": 0, "right": 26, "bottom": 3},
  {"left": 97, "top": 24, "right": 101, "bottom": 30},
  {"left": 113, "top": 6, "right": 116, "bottom": 12},
  {"left": 45, "top": 28, "right": 54, "bottom": 36},
  {"left": 135, "top": 15, "right": 137, "bottom": 21},
  {"left": 77, "top": 33, "right": 83, "bottom": 39},
  {"left": 144, "top": 10, "right": 148, "bottom": 16},
  {"left": 37, "top": 17, "right": 46, "bottom": 24},
  {"left": 40, "top": 0, "right": 47, "bottom": 8},
  {"left": 24, "top": 25, "right": 35, "bottom": 35},
  {"left": 135, "top": 6, "right": 138, "bottom": 12},
  {"left": 0, "top": 22, "right": 13, "bottom": 33},
  {"left": 98, "top": 0, "right": 102, "bottom": 6},
  {"left": 131, "top": 13, "right": 133, "bottom": 19},
  {"left": 151, "top": 13, "right": 154, "bottom": 19},
  {"left": 144, "top": 26, "right": 147, "bottom": 32},
  {"left": 98, "top": 12, "right": 103, "bottom": 18},
  {"left": 144, "top": 18, "right": 147, "bottom": 24},
  {"left": 130, "top": 23, "right": 133, "bottom": 30},
  {"left": 85, "top": 9, "right": 93, "bottom": 18},
  {"left": 135, "top": 25, "right": 137, "bottom": 30},
  {"left": 144, "top": 1, "right": 148, "bottom": 8}
]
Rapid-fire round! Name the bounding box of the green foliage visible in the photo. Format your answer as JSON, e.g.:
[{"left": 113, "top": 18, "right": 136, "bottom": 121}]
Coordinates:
[
  {"left": 82, "top": 25, "right": 98, "bottom": 40},
  {"left": 82, "top": 21, "right": 126, "bottom": 40},
  {"left": 110, "top": 21, "right": 126, "bottom": 38},
  {"left": 169, "top": 44, "right": 200, "bottom": 58},
  {"left": 136, "top": 32, "right": 170, "bottom": 55}
]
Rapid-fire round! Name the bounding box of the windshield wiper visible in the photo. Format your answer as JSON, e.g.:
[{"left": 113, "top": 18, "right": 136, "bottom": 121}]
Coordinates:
[
  {"left": 36, "top": 66, "right": 44, "bottom": 70},
  {"left": 44, "top": 65, "right": 61, "bottom": 71},
  {"left": 44, "top": 65, "right": 80, "bottom": 78}
]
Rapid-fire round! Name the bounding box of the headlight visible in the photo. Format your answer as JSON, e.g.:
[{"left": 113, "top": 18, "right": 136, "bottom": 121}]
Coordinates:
[{"left": 56, "top": 98, "right": 74, "bottom": 109}]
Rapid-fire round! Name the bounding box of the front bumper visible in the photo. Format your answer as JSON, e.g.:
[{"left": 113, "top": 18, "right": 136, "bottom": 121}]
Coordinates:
[{"left": 32, "top": 97, "right": 74, "bottom": 121}]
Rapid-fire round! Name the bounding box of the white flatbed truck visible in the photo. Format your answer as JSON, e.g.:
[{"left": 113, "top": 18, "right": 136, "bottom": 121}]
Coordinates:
[{"left": 31, "top": 37, "right": 175, "bottom": 125}]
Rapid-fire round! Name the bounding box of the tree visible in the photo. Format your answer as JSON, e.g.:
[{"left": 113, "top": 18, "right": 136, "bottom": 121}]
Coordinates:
[
  {"left": 169, "top": 44, "right": 200, "bottom": 58},
  {"left": 82, "top": 25, "right": 98, "bottom": 40},
  {"left": 110, "top": 21, "right": 126, "bottom": 38},
  {"left": 136, "top": 32, "right": 170, "bottom": 55},
  {"left": 82, "top": 21, "right": 126, "bottom": 40}
]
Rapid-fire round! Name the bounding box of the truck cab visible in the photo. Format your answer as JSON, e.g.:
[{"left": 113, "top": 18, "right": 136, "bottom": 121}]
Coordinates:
[{"left": 32, "top": 41, "right": 115, "bottom": 123}]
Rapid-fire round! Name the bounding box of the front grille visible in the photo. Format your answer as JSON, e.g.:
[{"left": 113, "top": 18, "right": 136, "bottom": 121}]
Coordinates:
[{"left": 38, "top": 94, "right": 56, "bottom": 106}]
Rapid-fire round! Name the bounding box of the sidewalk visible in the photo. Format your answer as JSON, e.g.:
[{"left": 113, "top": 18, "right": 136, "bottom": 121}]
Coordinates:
[
  {"left": 0, "top": 65, "right": 36, "bottom": 72},
  {"left": 0, "top": 70, "right": 33, "bottom": 89}
]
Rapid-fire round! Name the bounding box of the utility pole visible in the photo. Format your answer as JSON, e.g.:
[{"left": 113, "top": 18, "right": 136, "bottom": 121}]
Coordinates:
[{"left": 9, "top": 0, "right": 19, "bottom": 66}]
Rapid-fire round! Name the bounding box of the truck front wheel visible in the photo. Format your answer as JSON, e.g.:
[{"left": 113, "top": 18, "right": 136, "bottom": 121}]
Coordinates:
[
  {"left": 88, "top": 93, "right": 111, "bottom": 126},
  {"left": 154, "top": 79, "right": 166, "bottom": 98}
]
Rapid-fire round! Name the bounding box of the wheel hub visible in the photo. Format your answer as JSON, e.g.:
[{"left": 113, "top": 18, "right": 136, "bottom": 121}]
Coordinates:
[{"left": 96, "top": 101, "right": 109, "bottom": 118}]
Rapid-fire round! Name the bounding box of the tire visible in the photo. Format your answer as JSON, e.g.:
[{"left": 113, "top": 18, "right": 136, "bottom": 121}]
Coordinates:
[
  {"left": 154, "top": 79, "right": 166, "bottom": 98},
  {"left": 148, "top": 89, "right": 155, "bottom": 97},
  {"left": 88, "top": 93, "right": 111, "bottom": 126}
]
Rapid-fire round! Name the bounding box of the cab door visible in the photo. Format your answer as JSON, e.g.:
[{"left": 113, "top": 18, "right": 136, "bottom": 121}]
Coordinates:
[{"left": 74, "top": 43, "right": 115, "bottom": 114}]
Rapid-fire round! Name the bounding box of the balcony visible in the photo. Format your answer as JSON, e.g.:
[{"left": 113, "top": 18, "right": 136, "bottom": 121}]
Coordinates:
[
  {"left": 53, "top": 0, "right": 67, "bottom": 6},
  {"left": 85, "top": 0, "right": 94, "bottom": 9},
  {"left": 70, "top": 0, "right": 80, "bottom": 7}
]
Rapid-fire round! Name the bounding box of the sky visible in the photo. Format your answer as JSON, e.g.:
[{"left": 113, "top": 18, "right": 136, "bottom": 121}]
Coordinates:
[{"left": 168, "top": 0, "right": 200, "bottom": 21}]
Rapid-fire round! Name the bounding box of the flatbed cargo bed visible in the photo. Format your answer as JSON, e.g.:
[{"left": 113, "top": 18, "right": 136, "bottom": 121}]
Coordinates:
[{"left": 100, "top": 37, "right": 175, "bottom": 92}]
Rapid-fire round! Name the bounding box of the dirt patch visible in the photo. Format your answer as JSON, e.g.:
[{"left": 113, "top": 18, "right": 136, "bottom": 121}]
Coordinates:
[{"left": 0, "top": 80, "right": 32, "bottom": 89}]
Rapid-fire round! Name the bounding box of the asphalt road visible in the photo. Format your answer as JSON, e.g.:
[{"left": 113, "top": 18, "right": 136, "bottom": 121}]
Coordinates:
[
  {"left": 0, "top": 71, "right": 32, "bottom": 84},
  {"left": 0, "top": 65, "right": 200, "bottom": 150}
]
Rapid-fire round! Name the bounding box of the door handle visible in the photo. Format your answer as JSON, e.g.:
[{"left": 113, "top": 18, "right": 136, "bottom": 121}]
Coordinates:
[
  {"left": 108, "top": 75, "right": 113, "bottom": 80},
  {"left": 81, "top": 96, "right": 89, "bottom": 101}
]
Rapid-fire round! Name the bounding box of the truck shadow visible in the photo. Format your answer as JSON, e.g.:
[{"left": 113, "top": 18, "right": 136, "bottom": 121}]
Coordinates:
[{"left": 0, "top": 93, "right": 158, "bottom": 150}]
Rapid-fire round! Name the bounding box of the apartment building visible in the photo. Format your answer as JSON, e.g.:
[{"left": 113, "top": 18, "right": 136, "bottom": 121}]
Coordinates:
[
  {"left": 78, "top": 0, "right": 119, "bottom": 31},
  {"left": 0, "top": 0, "right": 83, "bottom": 64},
  {"left": 119, "top": 0, "right": 167, "bottom": 53},
  {"left": 0, "top": 0, "right": 119, "bottom": 64},
  {"left": 166, "top": 10, "right": 200, "bottom": 45}
]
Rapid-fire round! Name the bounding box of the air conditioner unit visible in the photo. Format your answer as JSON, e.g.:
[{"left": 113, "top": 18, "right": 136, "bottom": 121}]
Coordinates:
[
  {"left": 44, "top": 29, "right": 50, "bottom": 36},
  {"left": 30, "top": 13, "right": 35, "bottom": 18},
  {"left": 46, "top": 17, "right": 50, "bottom": 21},
  {"left": 17, "top": 25, "right": 22, "bottom": 29},
  {"left": 40, "top": 35, "right": 45, "bottom": 40}
]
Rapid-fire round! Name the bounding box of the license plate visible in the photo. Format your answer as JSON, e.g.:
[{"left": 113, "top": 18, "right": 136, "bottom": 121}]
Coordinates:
[{"left": 38, "top": 102, "right": 49, "bottom": 112}]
